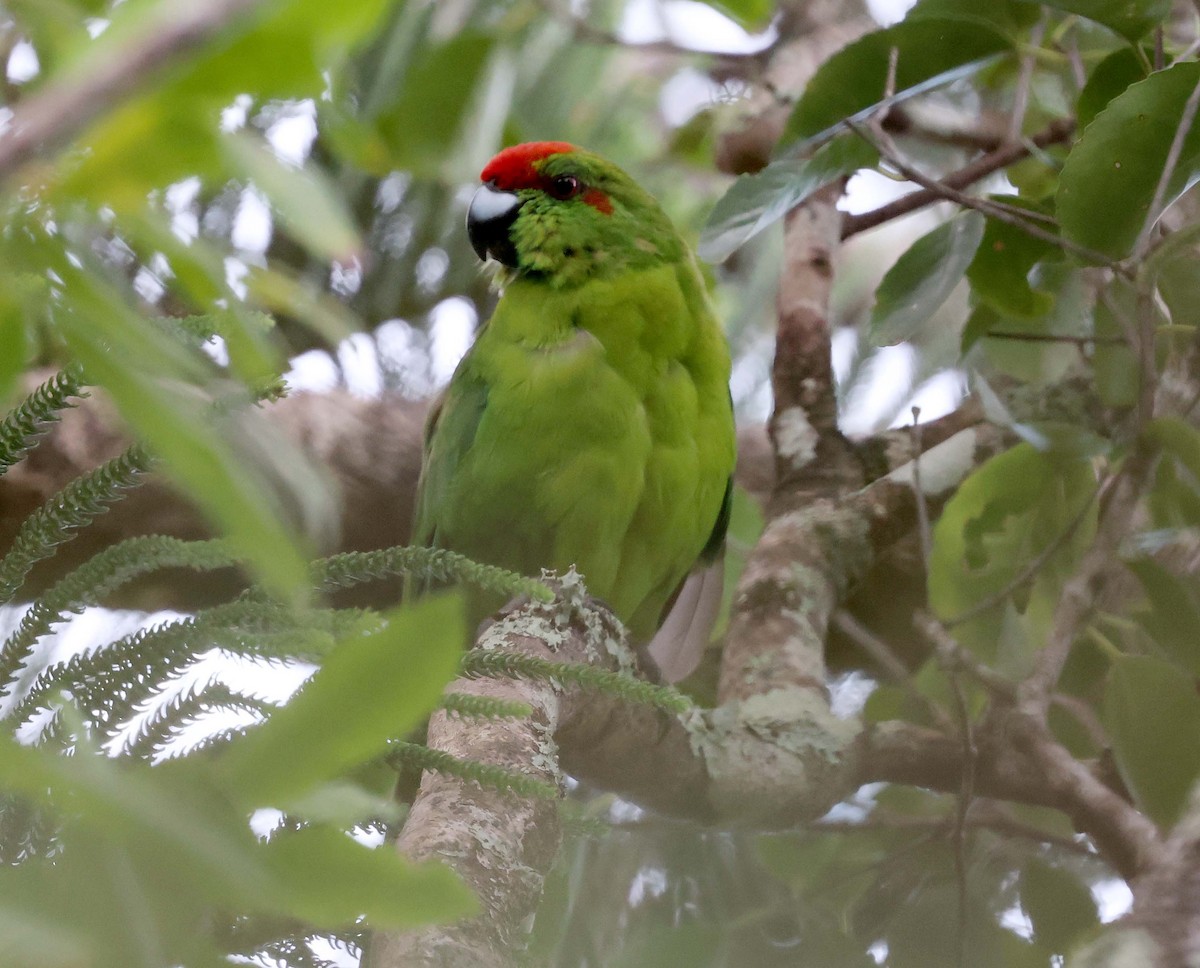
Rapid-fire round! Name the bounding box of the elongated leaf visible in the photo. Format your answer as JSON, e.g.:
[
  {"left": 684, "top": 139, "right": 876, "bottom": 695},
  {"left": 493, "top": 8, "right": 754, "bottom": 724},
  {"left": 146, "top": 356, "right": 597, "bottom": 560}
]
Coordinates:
[
  {"left": 1013, "top": 0, "right": 1170, "bottom": 41},
  {"left": 699, "top": 0, "right": 774, "bottom": 29},
  {"left": 966, "top": 204, "right": 1056, "bottom": 319},
  {"left": 375, "top": 32, "right": 495, "bottom": 176},
  {"left": 0, "top": 279, "right": 33, "bottom": 408},
  {"left": 221, "top": 594, "right": 465, "bottom": 805},
  {"left": 869, "top": 212, "right": 984, "bottom": 345},
  {"left": 928, "top": 443, "right": 1096, "bottom": 667},
  {"left": 1128, "top": 560, "right": 1200, "bottom": 675},
  {"left": 264, "top": 826, "right": 474, "bottom": 928},
  {"left": 907, "top": 0, "right": 1039, "bottom": 34},
  {"left": 699, "top": 136, "right": 877, "bottom": 262},
  {"left": 222, "top": 135, "right": 363, "bottom": 265},
  {"left": 60, "top": 0, "right": 393, "bottom": 202},
  {"left": 1058, "top": 62, "right": 1200, "bottom": 260},
  {"left": 783, "top": 19, "right": 1010, "bottom": 146},
  {"left": 1104, "top": 655, "right": 1200, "bottom": 828},
  {"left": 1077, "top": 47, "right": 1148, "bottom": 133},
  {"left": 1019, "top": 860, "right": 1098, "bottom": 952},
  {"left": 53, "top": 262, "right": 329, "bottom": 603},
  {"left": 0, "top": 736, "right": 271, "bottom": 907},
  {"left": 1147, "top": 416, "right": 1200, "bottom": 481}
]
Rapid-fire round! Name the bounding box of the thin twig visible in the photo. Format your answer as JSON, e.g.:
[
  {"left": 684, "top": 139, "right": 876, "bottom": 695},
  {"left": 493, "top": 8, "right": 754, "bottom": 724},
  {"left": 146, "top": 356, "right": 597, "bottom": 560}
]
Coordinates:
[
  {"left": 983, "top": 330, "right": 1126, "bottom": 346},
  {"left": 949, "top": 667, "right": 975, "bottom": 968},
  {"left": 1017, "top": 456, "right": 1150, "bottom": 720},
  {"left": 916, "top": 614, "right": 1017, "bottom": 700},
  {"left": 841, "top": 117, "right": 1075, "bottom": 238},
  {"left": 1133, "top": 72, "right": 1200, "bottom": 261},
  {"left": 832, "top": 610, "right": 954, "bottom": 732},
  {"left": 909, "top": 408, "right": 933, "bottom": 567},
  {"left": 881, "top": 106, "right": 1008, "bottom": 152},
  {"left": 845, "top": 121, "right": 1125, "bottom": 271},
  {"left": 813, "top": 807, "right": 1096, "bottom": 859},
  {"left": 1007, "top": 17, "right": 1047, "bottom": 144}
]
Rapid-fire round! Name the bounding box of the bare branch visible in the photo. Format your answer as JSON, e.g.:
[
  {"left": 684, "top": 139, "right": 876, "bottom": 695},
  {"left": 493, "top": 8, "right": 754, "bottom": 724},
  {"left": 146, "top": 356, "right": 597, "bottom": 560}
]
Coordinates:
[
  {"left": 845, "top": 120, "right": 1122, "bottom": 269},
  {"left": 840, "top": 117, "right": 1075, "bottom": 239}
]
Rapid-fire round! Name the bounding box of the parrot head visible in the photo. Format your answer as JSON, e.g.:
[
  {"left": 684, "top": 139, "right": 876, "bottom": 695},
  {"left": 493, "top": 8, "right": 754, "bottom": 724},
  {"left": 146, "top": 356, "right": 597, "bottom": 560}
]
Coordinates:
[{"left": 467, "top": 141, "right": 683, "bottom": 287}]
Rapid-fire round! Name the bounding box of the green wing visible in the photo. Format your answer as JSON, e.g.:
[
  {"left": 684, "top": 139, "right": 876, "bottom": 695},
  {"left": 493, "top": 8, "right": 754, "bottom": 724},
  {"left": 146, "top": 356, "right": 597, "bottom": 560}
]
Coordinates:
[{"left": 411, "top": 368, "right": 489, "bottom": 550}]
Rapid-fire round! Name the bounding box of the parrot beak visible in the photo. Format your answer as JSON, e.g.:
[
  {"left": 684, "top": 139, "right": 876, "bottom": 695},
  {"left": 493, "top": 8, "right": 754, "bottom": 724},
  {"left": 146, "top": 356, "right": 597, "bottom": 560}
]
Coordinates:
[{"left": 467, "top": 183, "right": 522, "bottom": 268}]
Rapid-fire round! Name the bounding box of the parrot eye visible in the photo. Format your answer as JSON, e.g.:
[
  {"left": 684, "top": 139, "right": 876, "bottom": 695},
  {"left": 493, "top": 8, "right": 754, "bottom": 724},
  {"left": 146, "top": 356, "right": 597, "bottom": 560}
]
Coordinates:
[{"left": 547, "top": 174, "right": 582, "bottom": 200}]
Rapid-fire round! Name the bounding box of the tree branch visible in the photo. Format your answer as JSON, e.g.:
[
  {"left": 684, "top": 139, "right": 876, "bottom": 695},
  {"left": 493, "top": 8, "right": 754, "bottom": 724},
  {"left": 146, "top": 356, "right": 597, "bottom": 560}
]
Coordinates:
[{"left": 839, "top": 117, "right": 1075, "bottom": 239}]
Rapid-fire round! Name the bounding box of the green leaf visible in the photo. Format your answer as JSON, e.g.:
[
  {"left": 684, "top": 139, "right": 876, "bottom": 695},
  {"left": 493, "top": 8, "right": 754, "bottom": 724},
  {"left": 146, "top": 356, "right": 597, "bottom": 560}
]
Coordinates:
[
  {"left": 783, "top": 19, "right": 1011, "bottom": 146},
  {"left": 1077, "top": 48, "right": 1149, "bottom": 133},
  {"left": 1058, "top": 62, "right": 1200, "bottom": 260},
  {"left": 1147, "top": 416, "right": 1200, "bottom": 482},
  {"left": 0, "top": 736, "right": 272, "bottom": 908},
  {"left": 222, "top": 135, "right": 363, "bottom": 265},
  {"left": 698, "top": 136, "right": 877, "bottom": 262},
  {"left": 58, "top": 0, "right": 393, "bottom": 202},
  {"left": 1127, "top": 560, "right": 1200, "bottom": 676},
  {"left": 698, "top": 0, "right": 774, "bottom": 29},
  {"left": 1144, "top": 416, "right": 1200, "bottom": 528},
  {"left": 1019, "top": 860, "right": 1099, "bottom": 953},
  {"left": 283, "top": 781, "right": 404, "bottom": 827},
  {"left": 966, "top": 204, "right": 1056, "bottom": 319},
  {"left": 0, "top": 277, "right": 34, "bottom": 408},
  {"left": 973, "top": 264, "right": 1094, "bottom": 386},
  {"left": 1013, "top": 0, "right": 1170, "bottom": 42},
  {"left": 222, "top": 594, "right": 465, "bottom": 805},
  {"left": 906, "top": 0, "right": 1039, "bottom": 34},
  {"left": 263, "top": 826, "right": 475, "bottom": 929},
  {"left": 1092, "top": 285, "right": 1139, "bottom": 408},
  {"left": 1104, "top": 654, "right": 1200, "bottom": 828},
  {"left": 374, "top": 32, "right": 495, "bottom": 176},
  {"left": 0, "top": 899, "right": 88, "bottom": 968},
  {"left": 869, "top": 212, "right": 985, "bottom": 345},
  {"left": 928, "top": 443, "right": 1096, "bottom": 666},
  {"left": 53, "top": 266, "right": 329, "bottom": 604},
  {"left": 1155, "top": 246, "right": 1200, "bottom": 340}
]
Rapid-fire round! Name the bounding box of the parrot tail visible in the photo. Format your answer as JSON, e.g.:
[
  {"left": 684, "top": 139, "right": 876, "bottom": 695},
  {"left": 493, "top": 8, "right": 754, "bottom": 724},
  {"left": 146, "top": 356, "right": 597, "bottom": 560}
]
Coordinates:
[{"left": 646, "top": 557, "right": 725, "bottom": 683}]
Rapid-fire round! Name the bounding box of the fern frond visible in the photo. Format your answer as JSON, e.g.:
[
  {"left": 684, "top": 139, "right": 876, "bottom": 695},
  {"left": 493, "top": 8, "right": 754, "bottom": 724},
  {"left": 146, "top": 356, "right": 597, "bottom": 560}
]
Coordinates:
[
  {"left": 11, "top": 598, "right": 365, "bottom": 732},
  {"left": 180, "top": 723, "right": 253, "bottom": 759},
  {"left": 0, "top": 364, "right": 87, "bottom": 477},
  {"left": 439, "top": 692, "right": 533, "bottom": 720},
  {"left": 388, "top": 740, "right": 559, "bottom": 800},
  {"left": 461, "top": 651, "right": 693, "bottom": 715},
  {"left": 0, "top": 443, "right": 152, "bottom": 605},
  {"left": 315, "top": 545, "right": 553, "bottom": 603},
  {"left": 0, "top": 536, "right": 237, "bottom": 696},
  {"left": 123, "top": 680, "right": 272, "bottom": 760},
  {"left": 76, "top": 611, "right": 336, "bottom": 735},
  {"left": 0, "top": 792, "right": 60, "bottom": 863}
]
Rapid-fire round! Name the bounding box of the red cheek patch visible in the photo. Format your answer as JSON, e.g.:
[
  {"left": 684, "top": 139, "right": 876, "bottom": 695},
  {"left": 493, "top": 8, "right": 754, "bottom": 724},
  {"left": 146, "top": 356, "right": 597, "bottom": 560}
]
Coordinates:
[{"left": 583, "top": 188, "right": 613, "bottom": 215}]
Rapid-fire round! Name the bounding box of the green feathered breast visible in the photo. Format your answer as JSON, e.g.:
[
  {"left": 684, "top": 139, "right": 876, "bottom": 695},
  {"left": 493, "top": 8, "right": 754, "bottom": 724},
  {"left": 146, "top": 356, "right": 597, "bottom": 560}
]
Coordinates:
[{"left": 413, "top": 143, "right": 735, "bottom": 649}]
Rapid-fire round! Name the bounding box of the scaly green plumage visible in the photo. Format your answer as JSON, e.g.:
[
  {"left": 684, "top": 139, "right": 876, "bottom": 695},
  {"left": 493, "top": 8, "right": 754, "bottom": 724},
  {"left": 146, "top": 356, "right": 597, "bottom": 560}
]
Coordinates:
[{"left": 414, "top": 143, "right": 735, "bottom": 670}]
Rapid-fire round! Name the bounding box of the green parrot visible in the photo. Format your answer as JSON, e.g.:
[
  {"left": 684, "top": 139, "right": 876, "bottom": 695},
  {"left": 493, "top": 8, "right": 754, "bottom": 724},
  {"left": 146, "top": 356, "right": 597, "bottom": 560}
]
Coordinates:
[{"left": 413, "top": 141, "right": 735, "bottom": 682}]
